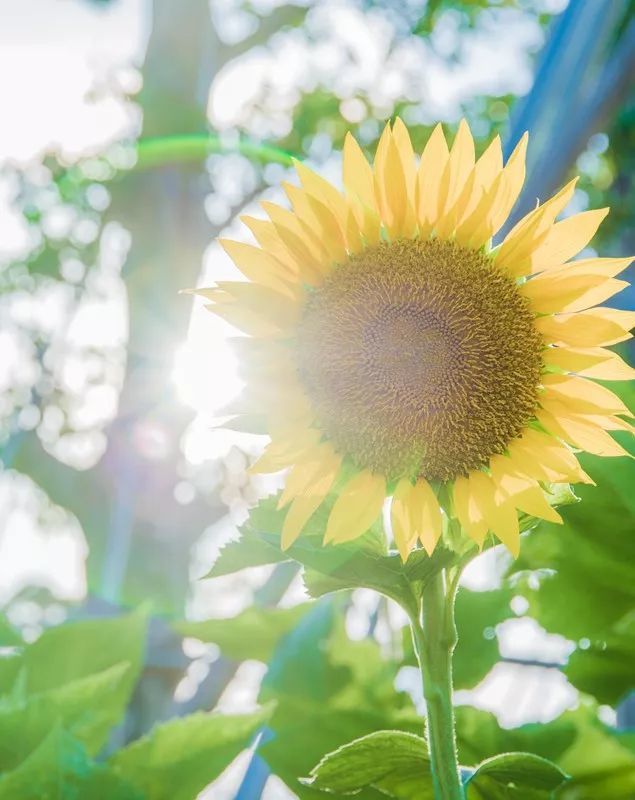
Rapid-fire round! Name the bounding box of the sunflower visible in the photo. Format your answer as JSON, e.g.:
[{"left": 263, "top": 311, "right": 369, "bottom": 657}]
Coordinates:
[{"left": 198, "top": 119, "right": 635, "bottom": 559}]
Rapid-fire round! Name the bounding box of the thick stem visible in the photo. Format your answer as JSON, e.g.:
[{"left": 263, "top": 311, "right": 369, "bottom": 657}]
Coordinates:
[{"left": 412, "top": 570, "right": 463, "bottom": 800}]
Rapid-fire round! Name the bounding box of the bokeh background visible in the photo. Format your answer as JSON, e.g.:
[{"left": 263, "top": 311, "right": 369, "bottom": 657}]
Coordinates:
[{"left": 0, "top": 1, "right": 634, "bottom": 798}]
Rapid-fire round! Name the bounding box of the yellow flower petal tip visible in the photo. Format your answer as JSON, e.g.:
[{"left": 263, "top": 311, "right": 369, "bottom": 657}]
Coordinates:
[{"left": 202, "top": 119, "right": 632, "bottom": 558}]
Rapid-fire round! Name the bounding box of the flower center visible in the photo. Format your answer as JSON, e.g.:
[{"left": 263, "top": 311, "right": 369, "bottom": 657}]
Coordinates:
[{"left": 295, "top": 238, "right": 544, "bottom": 482}]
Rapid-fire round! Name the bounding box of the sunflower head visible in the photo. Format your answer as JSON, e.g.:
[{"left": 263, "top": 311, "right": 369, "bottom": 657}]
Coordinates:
[{"left": 199, "top": 119, "right": 634, "bottom": 560}]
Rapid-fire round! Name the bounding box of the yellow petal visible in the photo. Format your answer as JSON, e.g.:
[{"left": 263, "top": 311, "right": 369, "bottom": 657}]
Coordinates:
[
  {"left": 535, "top": 309, "right": 635, "bottom": 347},
  {"left": 391, "top": 478, "right": 419, "bottom": 562},
  {"left": 282, "top": 182, "right": 344, "bottom": 263},
  {"left": 469, "top": 471, "right": 520, "bottom": 556},
  {"left": 452, "top": 475, "right": 487, "bottom": 547},
  {"left": 281, "top": 461, "right": 340, "bottom": 549},
  {"left": 529, "top": 208, "right": 610, "bottom": 272},
  {"left": 487, "top": 132, "right": 529, "bottom": 236},
  {"left": 347, "top": 193, "right": 382, "bottom": 246},
  {"left": 507, "top": 431, "right": 593, "bottom": 484},
  {"left": 392, "top": 117, "right": 417, "bottom": 197},
  {"left": 542, "top": 345, "right": 635, "bottom": 380},
  {"left": 377, "top": 131, "right": 409, "bottom": 238},
  {"left": 303, "top": 192, "right": 348, "bottom": 263},
  {"left": 500, "top": 177, "right": 578, "bottom": 250},
  {"left": 324, "top": 471, "right": 386, "bottom": 544},
  {"left": 249, "top": 428, "right": 321, "bottom": 474},
  {"left": 261, "top": 201, "right": 326, "bottom": 276},
  {"left": 214, "top": 281, "right": 300, "bottom": 330},
  {"left": 435, "top": 119, "right": 475, "bottom": 236},
  {"left": 520, "top": 271, "right": 626, "bottom": 314},
  {"left": 536, "top": 408, "right": 630, "bottom": 458},
  {"left": 463, "top": 133, "right": 528, "bottom": 249},
  {"left": 373, "top": 122, "right": 392, "bottom": 187},
  {"left": 496, "top": 177, "right": 578, "bottom": 276},
  {"left": 546, "top": 255, "right": 633, "bottom": 278},
  {"left": 412, "top": 478, "right": 443, "bottom": 556},
  {"left": 541, "top": 374, "right": 633, "bottom": 417},
  {"left": 415, "top": 123, "right": 449, "bottom": 233},
  {"left": 240, "top": 216, "right": 300, "bottom": 276},
  {"left": 219, "top": 239, "right": 297, "bottom": 290},
  {"left": 454, "top": 135, "right": 503, "bottom": 230},
  {"left": 510, "top": 484, "right": 563, "bottom": 524},
  {"left": 278, "top": 443, "right": 341, "bottom": 508},
  {"left": 343, "top": 132, "right": 375, "bottom": 210},
  {"left": 205, "top": 302, "right": 280, "bottom": 336},
  {"left": 293, "top": 159, "right": 348, "bottom": 219},
  {"left": 489, "top": 454, "right": 538, "bottom": 500}
]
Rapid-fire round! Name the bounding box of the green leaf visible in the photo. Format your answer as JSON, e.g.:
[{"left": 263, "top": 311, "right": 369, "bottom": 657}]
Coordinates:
[
  {"left": 309, "top": 730, "right": 434, "bottom": 798},
  {"left": 508, "top": 442, "right": 635, "bottom": 705},
  {"left": 205, "top": 530, "right": 287, "bottom": 578},
  {"left": 566, "top": 631, "right": 635, "bottom": 707},
  {"left": 510, "top": 456, "right": 635, "bottom": 643},
  {"left": 0, "top": 727, "right": 142, "bottom": 800},
  {"left": 259, "top": 601, "right": 421, "bottom": 798},
  {"left": 0, "top": 662, "right": 133, "bottom": 768},
  {"left": 455, "top": 706, "right": 576, "bottom": 768},
  {"left": 209, "top": 495, "right": 457, "bottom": 617},
  {"left": 453, "top": 588, "right": 513, "bottom": 690},
  {"left": 455, "top": 704, "right": 635, "bottom": 799},
  {"left": 0, "top": 612, "right": 146, "bottom": 768},
  {"left": 109, "top": 705, "right": 273, "bottom": 800},
  {"left": 465, "top": 752, "right": 568, "bottom": 799},
  {"left": 0, "top": 611, "right": 146, "bottom": 699},
  {"left": 173, "top": 604, "right": 311, "bottom": 662}
]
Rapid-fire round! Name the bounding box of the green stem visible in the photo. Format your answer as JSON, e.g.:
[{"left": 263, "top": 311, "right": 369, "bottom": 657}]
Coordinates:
[{"left": 412, "top": 570, "right": 463, "bottom": 800}]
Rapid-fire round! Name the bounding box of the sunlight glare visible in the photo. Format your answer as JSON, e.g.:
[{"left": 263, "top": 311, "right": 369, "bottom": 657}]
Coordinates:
[{"left": 172, "top": 313, "right": 243, "bottom": 415}]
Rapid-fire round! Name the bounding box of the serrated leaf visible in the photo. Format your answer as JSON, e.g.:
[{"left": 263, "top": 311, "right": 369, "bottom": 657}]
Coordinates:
[
  {"left": 0, "top": 611, "right": 146, "bottom": 699},
  {"left": 173, "top": 604, "right": 311, "bottom": 662},
  {"left": 0, "top": 727, "right": 142, "bottom": 800},
  {"left": 209, "top": 495, "right": 457, "bottom": 617},
  {"left": 465, "top": 752, "right": 568, "bottom": 799},
  {"left": 309, "top": 730, "right": 434, "bottom": 798},
  {"left": 258, "top": 601, "right": 421, "bottom": 798},
  {"left": 455, "top": 704, "right": 635, "bottom": 800},
  {"left": 0, "top": 662, "right": 133, "bottom": 769},
  {"left": 109, "top": 704, "right": 273, "bottom": 800},
  {"left": 0, "top": 612, "right": 146, "bottom": 765},
  {"left": 205, "top": 532, "right": 287, "bottom": 578}
]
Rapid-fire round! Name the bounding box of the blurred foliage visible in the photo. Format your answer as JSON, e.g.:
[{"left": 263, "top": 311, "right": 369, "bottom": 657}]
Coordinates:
[{"left": 0, "top": 614, "right": 271, "bottom": 799}]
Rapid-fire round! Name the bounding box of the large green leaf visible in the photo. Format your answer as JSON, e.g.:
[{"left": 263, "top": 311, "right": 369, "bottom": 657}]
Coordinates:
[
  {"left": 508, "top": 448, "right": 635, "bottom": 706},
  {"left": 0, "top": 727, "right": 142, "bottom": 800},
  {"left": 465, "top": 752, "right": 568, "bottom": 799},
  {"left": 0, "top": 663, "right": 132, "bottom": 769},
  {"left": 0, "top": 611, "right": 146, "bottom": 699},
  {"left": 309, "top": 730, "right": 434, "bottom": 799},
  {"left": 456, "top": 704, "right": 635, "bottom": 799},
  {"left": 258, "top": 601, "right": 421, "bottom": 798},
  {"left": 173, "top": 604, "right": 312, "bottom": 662},
  {"left": 108, "top": 705, "right": 273, "bottom": 800},
  {"left": 566, "top": 628, "right": 635, "bottom": 707}
]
